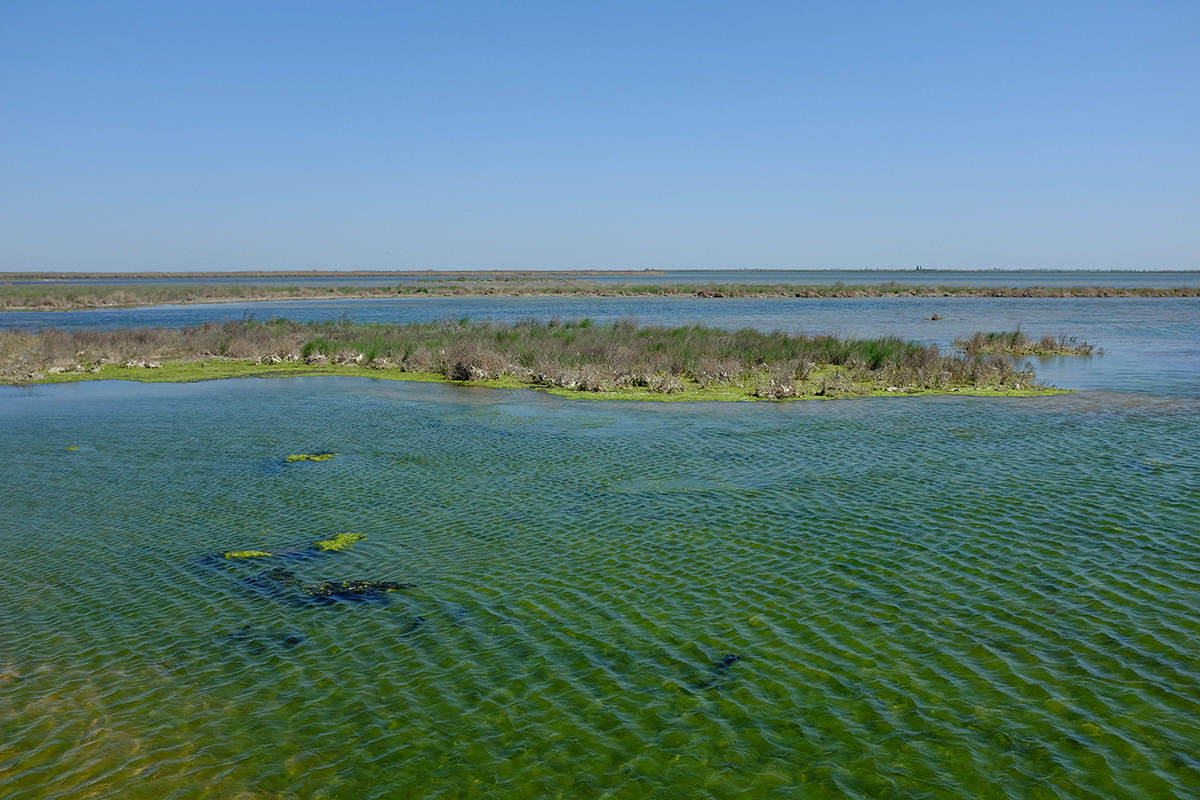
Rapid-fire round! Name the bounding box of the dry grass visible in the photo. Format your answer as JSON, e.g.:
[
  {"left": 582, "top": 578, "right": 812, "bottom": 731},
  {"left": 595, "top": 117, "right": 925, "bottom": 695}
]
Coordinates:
[{"left": 954, "top": 330, "right": 1101, "bottom": 356}]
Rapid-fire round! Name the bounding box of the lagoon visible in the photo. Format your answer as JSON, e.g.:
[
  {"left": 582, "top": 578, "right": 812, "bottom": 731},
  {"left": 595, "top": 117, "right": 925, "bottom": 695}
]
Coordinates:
[{"left": 2, "top": 295, "right": 1198, "bottom": 798}]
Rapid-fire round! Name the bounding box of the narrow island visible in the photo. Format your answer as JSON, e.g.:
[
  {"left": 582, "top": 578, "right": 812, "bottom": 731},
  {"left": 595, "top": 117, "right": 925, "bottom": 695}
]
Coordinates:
[
  {"left": 954, "top": 330, "right": 1101, "bottom": 356},
  {"left": 1, "top": 278, "right": 1196, "bottom": 310},
  {"left": 1, "top": 318, "right": 1077, "bottom": 400}
]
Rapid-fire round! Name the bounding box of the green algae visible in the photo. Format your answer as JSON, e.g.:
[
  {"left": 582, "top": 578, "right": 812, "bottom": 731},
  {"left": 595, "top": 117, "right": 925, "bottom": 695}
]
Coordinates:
[
  {"left": 285, "top": 453, "right": 336, "bottom": 463},
  {"left": 17, "top": 358, "right": 1069, "bottom": 400},
  {"left": 217, "top": 532, "right": 366, "bottom": 562},
  {"left": 66, "top": 446, "right": 78, "bottom": 451},
  {"left": 313, "top": 532, "right": 367, "bottom": 552}
]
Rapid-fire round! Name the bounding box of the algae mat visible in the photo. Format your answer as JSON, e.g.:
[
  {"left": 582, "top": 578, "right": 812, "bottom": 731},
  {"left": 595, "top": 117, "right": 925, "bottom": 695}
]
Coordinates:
[{"left": 1, "top": 377, "right": 1198, "bottom": 798}]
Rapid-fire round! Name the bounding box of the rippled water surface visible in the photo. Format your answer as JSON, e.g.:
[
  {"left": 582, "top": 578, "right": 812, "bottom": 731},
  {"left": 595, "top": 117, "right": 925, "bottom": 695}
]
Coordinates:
[{"left": 3, "top": 377, "right": 1198, "bottom": 799}]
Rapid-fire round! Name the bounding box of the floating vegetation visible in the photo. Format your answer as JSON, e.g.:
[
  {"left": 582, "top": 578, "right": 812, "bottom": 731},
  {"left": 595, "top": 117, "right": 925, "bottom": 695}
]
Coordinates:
[
  {"left": 285, "top": 453, "right": 336, "bottom": 463},
  {"left": 954, "top": 331, "right": 1101, "bottom": 357},
  {"left": 215, "top": 532, "right": 366, "bottom": 561},
  {"left": 66, "top": 445, "right": 78, "bottom": 451},
  {"left": 313, "top": 532, "right": 366, "bottom": 552}
]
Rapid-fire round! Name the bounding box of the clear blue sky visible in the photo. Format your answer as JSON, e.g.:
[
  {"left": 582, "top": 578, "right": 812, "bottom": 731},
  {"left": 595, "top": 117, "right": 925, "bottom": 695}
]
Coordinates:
[{"left": 1, "top": 1, "right": 1196, "bottom": 271}]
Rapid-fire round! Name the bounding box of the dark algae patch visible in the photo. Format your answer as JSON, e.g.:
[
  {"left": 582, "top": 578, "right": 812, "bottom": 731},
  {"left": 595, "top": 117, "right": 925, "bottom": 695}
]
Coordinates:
[
  {"left": 246, "top": 567, "right": 414, "bottom": 605},
  {"left": 301, "top": 579, "right": 416, "bottom": 598}
]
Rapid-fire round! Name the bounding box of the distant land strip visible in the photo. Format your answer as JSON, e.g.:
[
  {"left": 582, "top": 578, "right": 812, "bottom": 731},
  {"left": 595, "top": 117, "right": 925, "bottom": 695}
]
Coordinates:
[
  {"left": 0, "top": 270, "right": 668, "bottom": 280},
  {"left": 1, "top": 281, "right": 1197, "bottom": 311}
]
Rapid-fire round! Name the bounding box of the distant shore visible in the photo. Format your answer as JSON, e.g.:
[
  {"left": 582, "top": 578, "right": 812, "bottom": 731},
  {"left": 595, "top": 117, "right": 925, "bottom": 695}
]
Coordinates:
[{"left": 2, "top": 280, "right": 1196, "bottom": 311}]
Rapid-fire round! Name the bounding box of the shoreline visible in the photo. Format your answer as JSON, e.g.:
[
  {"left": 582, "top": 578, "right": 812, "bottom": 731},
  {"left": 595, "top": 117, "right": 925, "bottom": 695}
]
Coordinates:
[{"left": 17, "top": 359, "right": 1072, "bottom": 400}]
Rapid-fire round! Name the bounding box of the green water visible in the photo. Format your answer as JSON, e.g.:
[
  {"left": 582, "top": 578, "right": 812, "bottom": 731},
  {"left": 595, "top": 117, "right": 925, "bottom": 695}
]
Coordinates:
[{"left": 2, "top": 378, "right": 1198, "bottom": 798}]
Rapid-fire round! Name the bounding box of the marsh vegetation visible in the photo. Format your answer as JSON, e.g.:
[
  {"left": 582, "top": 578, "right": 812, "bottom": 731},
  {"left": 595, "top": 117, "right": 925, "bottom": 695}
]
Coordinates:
[
  {"left": 954, "top": 330, "right": 1101, "bottom": 356},
  {"left": 1, "top": 317, "right": 1060, "bottom": 398}
]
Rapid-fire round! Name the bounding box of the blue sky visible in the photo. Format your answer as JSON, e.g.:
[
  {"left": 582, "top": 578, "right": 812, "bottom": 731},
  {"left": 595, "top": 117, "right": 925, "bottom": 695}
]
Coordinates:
[{"left": 1, "top": 1, "right": 1196, "bottom": 271}]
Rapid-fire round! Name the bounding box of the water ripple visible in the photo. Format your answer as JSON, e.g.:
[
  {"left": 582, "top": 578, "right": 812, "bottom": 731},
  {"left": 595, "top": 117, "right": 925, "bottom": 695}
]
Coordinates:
[{"left": 2, "top": 379, "right": 1198, "bottom": 798}]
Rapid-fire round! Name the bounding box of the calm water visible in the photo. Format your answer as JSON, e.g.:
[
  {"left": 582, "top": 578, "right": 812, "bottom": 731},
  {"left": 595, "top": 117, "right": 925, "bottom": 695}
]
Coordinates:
[
  {"left": 3, "top": 296, "right": 1199, "bottom": 798},
  {"left": 8, "top": 269, "right": 1200, "bottom": 288}
]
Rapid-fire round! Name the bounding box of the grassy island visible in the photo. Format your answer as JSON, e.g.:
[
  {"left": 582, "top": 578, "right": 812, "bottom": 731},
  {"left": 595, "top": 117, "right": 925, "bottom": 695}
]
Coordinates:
[
  {"left": 1, "top": 279, "right": 1197, "bottom": 310},
  {"left": 954, "top": 330, "right": 1101, "bottom": 356},
  {"left": 1, "top": 318, "right": 1070, "bottom": 400}
]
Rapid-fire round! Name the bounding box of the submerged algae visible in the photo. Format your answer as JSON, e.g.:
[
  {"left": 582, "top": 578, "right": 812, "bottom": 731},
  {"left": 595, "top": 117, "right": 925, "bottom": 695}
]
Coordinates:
[
  {"left": 313, "top": 532, "right": 366, "bottom": 552},
  {"left": 249, "top": 567, "right": 414, "bottom": 602},
  {"left": 301, "top": 579, "right": 415, "bottom": 598}
]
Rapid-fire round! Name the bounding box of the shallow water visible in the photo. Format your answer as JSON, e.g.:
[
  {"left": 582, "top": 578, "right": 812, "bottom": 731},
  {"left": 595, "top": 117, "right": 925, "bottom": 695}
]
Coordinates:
[{"left": 2, "top": 376, "right": 1199, "bottom": 799}]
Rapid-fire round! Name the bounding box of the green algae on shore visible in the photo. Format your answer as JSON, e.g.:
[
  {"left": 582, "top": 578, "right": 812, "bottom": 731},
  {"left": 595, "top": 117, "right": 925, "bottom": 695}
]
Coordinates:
[{"left": 20, "top": 358, "right": 1070, "bottom": 400}]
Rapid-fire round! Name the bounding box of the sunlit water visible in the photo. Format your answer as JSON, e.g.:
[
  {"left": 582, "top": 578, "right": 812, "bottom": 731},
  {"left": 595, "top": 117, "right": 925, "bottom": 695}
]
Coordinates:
[{"left": 3, "top": 295, "right": 1199, "bottom": 798}]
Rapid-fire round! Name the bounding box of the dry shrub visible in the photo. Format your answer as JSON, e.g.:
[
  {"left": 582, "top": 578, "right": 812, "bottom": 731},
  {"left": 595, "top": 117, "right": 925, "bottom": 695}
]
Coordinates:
[{"left": 444, "top": 343, "right": 508, "bottom": 381}]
